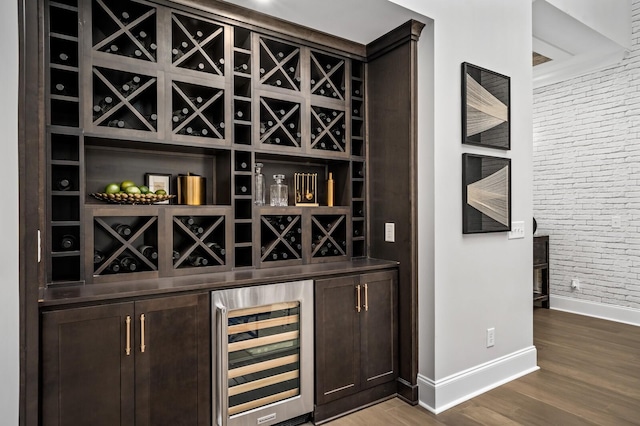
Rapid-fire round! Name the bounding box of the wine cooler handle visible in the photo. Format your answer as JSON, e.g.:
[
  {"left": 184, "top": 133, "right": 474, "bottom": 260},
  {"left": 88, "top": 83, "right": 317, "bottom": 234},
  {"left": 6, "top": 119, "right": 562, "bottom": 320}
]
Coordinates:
[
  {"left": 364, "top": 283, "right": 369, "bottom": 312},
  {"left": 355, "top": 285, "right": 361, "bottom": 313},
  {"left": 216, "top": 304, "right": 229, "bottom": 426},
  {"left": 140, "top": 314, "right": 146, "bottom": 353},
  {"left": 125, "top": 316, "right": 131, "bottom": 356}
]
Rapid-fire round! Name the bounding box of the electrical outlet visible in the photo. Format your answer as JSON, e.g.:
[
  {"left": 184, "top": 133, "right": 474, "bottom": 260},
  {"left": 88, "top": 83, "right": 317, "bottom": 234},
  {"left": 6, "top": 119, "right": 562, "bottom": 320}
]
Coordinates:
[
  {"left": 508, "top": 221, "right": 525, "bottom": 239},
  {"left": 385, "top": 222, "right": 395, "bottom": 242},
  {"left": 486, "top": 328, "right": 495, "bottom": 348},
  {"left": 571, "top": 278, "right": 580, "bottom": 290}
]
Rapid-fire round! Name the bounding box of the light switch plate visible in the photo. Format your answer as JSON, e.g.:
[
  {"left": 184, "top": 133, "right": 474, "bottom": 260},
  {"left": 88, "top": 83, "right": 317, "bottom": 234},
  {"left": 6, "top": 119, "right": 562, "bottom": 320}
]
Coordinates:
[
  {"left": 508, "top": 221, "right": 525, "bottom": 239},
  {"left": 385, "top": 222, "right": 395, "bottom": 242}
]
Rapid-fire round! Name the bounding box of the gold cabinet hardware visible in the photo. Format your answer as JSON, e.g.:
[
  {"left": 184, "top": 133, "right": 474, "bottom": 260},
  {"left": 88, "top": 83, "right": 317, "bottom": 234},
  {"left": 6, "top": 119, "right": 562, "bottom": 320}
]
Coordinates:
[
  {"left": 363, "top": 283, "right": 369, "bottom": 312},
  {"left": 355, "top": 285, "right": 361, "bottom": 313},
  {"left": 125, "top": 315, "right": 131, "bottom": 356},
  {"left": 140, "top": 314, "right": 146, "bottom": 353}
]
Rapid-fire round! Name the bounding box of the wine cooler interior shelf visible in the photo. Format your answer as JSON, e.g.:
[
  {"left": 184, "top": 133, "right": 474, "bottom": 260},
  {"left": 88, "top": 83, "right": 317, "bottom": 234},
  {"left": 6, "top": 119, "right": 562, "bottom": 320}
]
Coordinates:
[{"left": 45, "top": 0, "right": 368, "bottom": 285}]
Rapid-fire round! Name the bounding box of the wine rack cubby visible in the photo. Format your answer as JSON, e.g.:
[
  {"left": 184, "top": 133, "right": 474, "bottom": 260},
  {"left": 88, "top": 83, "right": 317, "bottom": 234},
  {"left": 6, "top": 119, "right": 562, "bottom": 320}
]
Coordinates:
[
  {"left": 258, "top": 37, "right": 301, "bottom": 91},
  {"left": 93, "top": 67, "right": 158, "bottom": 131},
  {"left": 171, "top": 209, "right": 230, "bottom": 276},
  {"left": 259, "top": 212, "right": 304, "bottom": 266},
  {"left": 259, "top": 97, "right": 302, "bottom": 149},
  {"left": 172, "top": 81, "right": 225, "bottom": 139},
  {"left": 310, "top": 51, "right": 346, "bottom": 100},
  {"left": 45, "top": 0, "right": 369, "bottom": 285},
  {"left": 171, "top": 13, "right": 225, "bottom": 75},
  {"left": 92, "top": 0, "right": 157, "bottom": 62}
]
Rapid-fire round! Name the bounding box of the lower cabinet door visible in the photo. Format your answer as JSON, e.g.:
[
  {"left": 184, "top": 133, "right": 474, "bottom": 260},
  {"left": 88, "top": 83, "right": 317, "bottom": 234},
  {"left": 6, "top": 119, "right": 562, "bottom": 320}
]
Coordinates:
[
  {"left": 315, "top": 275, "right": 361, "bottom": 405},
  {"left": 41, "top": 303, "right": 135, "bottom": 426},
  {"left": 360, "top": 270, "right": 398, "bottom": 389},
  {"left": 134, "top": 293, "right": 211, "bottom": 426}
]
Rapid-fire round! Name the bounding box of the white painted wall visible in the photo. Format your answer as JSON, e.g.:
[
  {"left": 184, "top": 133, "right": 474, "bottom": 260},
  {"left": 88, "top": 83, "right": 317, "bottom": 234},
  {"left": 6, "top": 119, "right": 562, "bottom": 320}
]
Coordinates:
[
  {"left": 0, "top": 0, "right": 20, "bottom": 423},
  {"left": 391, "top": 0, "right": 536, "bottom": 412},
  {"left": 533, "top": 0, "right": 640, "bottom": 324}
]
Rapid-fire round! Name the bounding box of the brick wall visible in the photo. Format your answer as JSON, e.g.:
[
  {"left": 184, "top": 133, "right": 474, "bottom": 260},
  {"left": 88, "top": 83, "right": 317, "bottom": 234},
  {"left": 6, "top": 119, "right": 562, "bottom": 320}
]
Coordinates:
[{"left": 533, "top": 0, "right": 640, "bottom": 309}]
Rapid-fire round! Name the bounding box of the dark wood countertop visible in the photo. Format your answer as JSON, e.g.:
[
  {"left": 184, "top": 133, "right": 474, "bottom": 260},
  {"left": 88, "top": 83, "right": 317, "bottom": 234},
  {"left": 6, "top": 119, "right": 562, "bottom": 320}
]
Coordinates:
[{"left": 40, "top": 258, "right": 398, "bottom": 308}]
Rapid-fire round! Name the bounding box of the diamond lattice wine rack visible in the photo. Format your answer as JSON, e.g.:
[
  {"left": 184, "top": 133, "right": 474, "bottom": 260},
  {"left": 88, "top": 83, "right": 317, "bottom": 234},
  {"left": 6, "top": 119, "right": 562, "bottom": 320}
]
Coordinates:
[{"left": 44, "top": 0, "right": 367, "bottom": 285}]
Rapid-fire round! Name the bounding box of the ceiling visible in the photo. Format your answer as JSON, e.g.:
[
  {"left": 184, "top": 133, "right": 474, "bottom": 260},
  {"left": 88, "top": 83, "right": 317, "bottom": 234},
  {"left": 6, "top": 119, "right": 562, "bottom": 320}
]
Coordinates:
[
  {"left": 219, "top": 0, "right": 427, "bottom": 45},
  {"left": 220, "top": 0, "right": 630, "bottom": 88}
]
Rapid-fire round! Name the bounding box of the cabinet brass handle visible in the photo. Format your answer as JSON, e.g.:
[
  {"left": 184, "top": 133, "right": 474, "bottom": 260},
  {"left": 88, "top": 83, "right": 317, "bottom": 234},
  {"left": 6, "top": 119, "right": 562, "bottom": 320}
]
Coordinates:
[
  {"left": 355, "top": 285, "right": 361, "bottom": 313},
  {"left": 140, "top": 314, "right": 146, "bottom": 353},
  {"left": 125, "top": 315, "right": 131, "bottom": 356},
  {"left": 364, "top": 283, "right": 369, "bottom": 312}
]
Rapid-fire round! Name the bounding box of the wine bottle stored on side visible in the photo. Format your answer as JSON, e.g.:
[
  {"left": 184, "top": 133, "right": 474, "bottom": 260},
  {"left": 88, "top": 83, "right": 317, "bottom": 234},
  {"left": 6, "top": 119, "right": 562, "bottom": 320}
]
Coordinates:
[
  {"left": 59, "top": 234, "right": 76, "bottom": 251},
  {"left": 94, "top": 250, "right": 105, "bottom": 264},
  {"left": 120, "top": 256, "right": 138, "bottom": 272},
  {"left": 138, "top": 245, "right": 158, "bottom": 261},
  {"left": 106, "top": 261, "right": 121, "bottom": 274},
  {"left": 113, "top": 223, "right": 132, "bottom": 237},
  {"left": 188, "top": 255, "right": 209, "bottom": 267},
  {"left": 55, "top": 178, "right": 71, "bottom": 191}
]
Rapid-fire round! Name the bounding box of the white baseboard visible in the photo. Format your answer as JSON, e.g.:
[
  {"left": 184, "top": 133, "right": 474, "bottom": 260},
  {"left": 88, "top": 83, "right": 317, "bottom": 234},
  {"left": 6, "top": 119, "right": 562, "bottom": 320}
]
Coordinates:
[
  {"left": 550, "top": 295, "right": 640, "bottom": 327},
  {"left": 417, "top": 346, "right": 539, "bottom": 414}
]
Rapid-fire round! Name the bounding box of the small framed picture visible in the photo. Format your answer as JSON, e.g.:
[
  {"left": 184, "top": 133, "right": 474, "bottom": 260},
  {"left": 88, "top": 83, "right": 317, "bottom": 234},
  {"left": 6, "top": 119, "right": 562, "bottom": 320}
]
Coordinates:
[
  {"left": 462, "top": 62, "right": 510, "bottom": 150},
  {"left": 145, "top": 173, "right": 172, "bottom": 204}
]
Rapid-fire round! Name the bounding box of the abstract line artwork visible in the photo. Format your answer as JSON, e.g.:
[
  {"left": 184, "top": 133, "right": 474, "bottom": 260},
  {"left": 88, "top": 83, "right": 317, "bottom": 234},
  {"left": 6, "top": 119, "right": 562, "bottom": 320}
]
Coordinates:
[
  {"left": 463, "top": 154, "right": 511, "bottom": 234},
  {"left": 462, "top": 62, "right": 510, "bottom": 150}
]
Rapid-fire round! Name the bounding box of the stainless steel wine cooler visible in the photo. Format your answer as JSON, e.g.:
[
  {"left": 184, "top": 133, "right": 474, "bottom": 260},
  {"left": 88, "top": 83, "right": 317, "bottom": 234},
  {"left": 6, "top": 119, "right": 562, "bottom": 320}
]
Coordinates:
[{"left": 212, "top": 280, "right": 314, "bottom": 426}]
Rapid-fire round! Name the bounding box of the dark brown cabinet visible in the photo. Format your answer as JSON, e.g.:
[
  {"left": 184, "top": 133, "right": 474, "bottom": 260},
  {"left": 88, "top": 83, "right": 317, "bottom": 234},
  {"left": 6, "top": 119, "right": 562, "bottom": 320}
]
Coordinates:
[
  {"left": 534, "top": 235, "right": 550, "bottom": 308},
  {"left": 41, "top": 293, "right": 210, "bottom": 426},
  {"left": 314, "top": 270, "right": 398, "bottom": 420}
]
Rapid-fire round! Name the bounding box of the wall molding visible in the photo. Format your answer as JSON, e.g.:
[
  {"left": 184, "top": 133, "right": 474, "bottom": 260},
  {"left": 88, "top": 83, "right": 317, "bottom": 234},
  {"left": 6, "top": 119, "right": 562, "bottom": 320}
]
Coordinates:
[
  {"left": 551, "top": 295, "right": 640, "bottom": 327},
  {"left": 417, "top": 346, "right": 538, "bottom": 414}
]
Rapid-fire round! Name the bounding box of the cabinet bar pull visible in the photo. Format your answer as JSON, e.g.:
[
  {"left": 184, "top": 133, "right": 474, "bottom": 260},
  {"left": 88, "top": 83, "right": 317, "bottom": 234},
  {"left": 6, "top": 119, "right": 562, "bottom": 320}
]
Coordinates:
[
  {"left": 140, "top": 314, "right": 146, "bottom": 353},
  {"left": 125, "top": 316, "right": 131, "bottom": 356},
  {"left": 355, "top": 285, "right": 361, "bottom": 313},
  {"left": 364, "top": 283, "right": 369, "bottom": 311}
]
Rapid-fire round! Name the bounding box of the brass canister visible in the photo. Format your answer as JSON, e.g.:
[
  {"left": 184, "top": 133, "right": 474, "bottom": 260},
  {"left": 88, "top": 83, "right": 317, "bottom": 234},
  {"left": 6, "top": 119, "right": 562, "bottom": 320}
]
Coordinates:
[{"left": 177, "top": 175, "right": 205, "bottom": 205}]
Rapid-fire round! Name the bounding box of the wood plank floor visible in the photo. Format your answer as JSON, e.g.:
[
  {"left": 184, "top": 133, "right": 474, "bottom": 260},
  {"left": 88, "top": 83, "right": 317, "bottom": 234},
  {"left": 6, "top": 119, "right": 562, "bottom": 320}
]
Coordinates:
[{"left": 323, "top": 308, "right": 640, "bottom": 425}]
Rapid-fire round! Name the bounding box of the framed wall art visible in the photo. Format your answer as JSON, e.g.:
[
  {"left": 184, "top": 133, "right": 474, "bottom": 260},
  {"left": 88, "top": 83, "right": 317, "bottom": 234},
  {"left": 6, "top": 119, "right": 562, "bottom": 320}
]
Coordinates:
[
  {"left": 462, "top": 153, "right": 511, "bottom": 234},
  {"left": 462, "top": 62, "right": 510, "bottom": 150},
  {"left": 145, "top": 172, "right": 172, "bottom": 204}
]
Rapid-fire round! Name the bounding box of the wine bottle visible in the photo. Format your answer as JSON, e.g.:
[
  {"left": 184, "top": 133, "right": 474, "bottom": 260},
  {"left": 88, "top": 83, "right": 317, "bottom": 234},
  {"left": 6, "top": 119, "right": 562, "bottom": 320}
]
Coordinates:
[
  {"left": 94, "top": 250, "right": 105, "bottom": 264},
  {"left": 235, "top": 110, "right": 244, "bottom": 119},
  {"left": 93, "top": 96, "right": 113, "bottom": 114},
  {"left": 206, "top": 242, "right": 226, "bottom": 256},
  {"left": 188, "top": 255, "right": 208, "bottom": 267},
  {"left": 194, "top": 30, "right": 204, "bottom": 41},
  {"left": 138, "top": 30, "right": 148, "bottom": 40},
  {"left": 146, "top": 113, "right": 158, "bottom": 122},
  {"left": 56, "top": 178, "right": 71, "bottom": 191},
  {"left": 196, "top": 62, "right": 206, "bottom": 71},
  {"left": 172, "top": 250, "right": 181, "bottom": 261},
  {"left": 106, "top": 260, "right": 121, "bottom": 274},
  {"left": 201, "top": 128, "right": 209, "bottom": 136},
  {"left": 119, "top": 256, "right": 138, "bottom": 272},
  {"left": 53, "top": 83, "right": 66, "bottom": 94},
  {"left": 172, "top": 107, "right": 189, "bottom": 123},
  {"left": 58, "top": 52, "right": 69, "bottom": 63},
  {"left": 234, "top": 63, "right": 248, "bottom": 72},
  {"left": 106, "top": 44, "right": 119, "bottom": 54},
  {"left": 172, "top": 48, "right": 184, "bottom": 61},
  {"left": 113, "top": 223, "right": 132, "bottom": 237},
  {"left": 59, "top": 234, "right": 76, "bottom": 250},
  {"left": 190, "top": 224, "right": 204, "bottom": 235},
  {"left": 282, "top": 252, "right": 288, "bottom": 259},
  {"left": 108, "top": 119, "right": 125, "bottom": 128},
  {"left": 120, "top": 11, "right": 130, "bottom": 22},
  {"left": 191, "top": 96, "right": 204, "bottom": 105},
  {"left": 138, "top": 245, "right": 158, "bottom": 261}
]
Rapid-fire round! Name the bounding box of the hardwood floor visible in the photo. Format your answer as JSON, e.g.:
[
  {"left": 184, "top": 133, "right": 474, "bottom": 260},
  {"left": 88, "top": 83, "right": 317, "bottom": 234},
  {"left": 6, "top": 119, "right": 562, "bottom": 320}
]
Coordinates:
[{"left": 323, "top": 308, "right": 640, "bottom": 425}]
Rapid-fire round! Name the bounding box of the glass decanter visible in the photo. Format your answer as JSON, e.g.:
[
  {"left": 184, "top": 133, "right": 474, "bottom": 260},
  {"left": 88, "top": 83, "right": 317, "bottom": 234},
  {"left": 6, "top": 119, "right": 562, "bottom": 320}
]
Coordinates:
[
  {"left": 270, "top": 174, "right": 288, "bottom": 206},
  {"left": 254, "top": 162, "right": 265, "bottom": 206}
]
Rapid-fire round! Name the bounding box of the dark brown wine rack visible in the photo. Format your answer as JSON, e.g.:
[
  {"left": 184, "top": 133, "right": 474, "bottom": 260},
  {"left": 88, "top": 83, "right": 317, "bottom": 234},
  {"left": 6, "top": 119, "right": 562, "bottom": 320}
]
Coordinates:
[
  {"left": 92, "top": 0, "right": 157, "bottom": 62},
  {"left": 311, "top": 214, "right": 348, "bottom": 262},
  {"left": 90, "top": 210, "right": 160, "bottom": 283},
  {"left": 259, "top": 97, "right": 302, "bottom": 148},
  {"left": 172, "top": 81, "right": 225, "bottom": 138},
  {"left": 45, "top": 0, "right": 369, "bottom": 284},
  {"left": 310, "top": 51, "right": 345, "bottom": 100},
  {"left": 260, "top": 214, "right": 303, "bottom": 265},
  {"left": 259, "top": 37, "right": 301, "bottom": 91},
  {"left": 93, "top": 67, "right": 158, "bottom": 131},
  {"left": 172, "top": 13, "right": 225, "bottom": 75},
  {"left": 311, "top": 106, "right": 346, "bottom": 153},
  {"left": 172, "top": 214, "right": 227, "bottom": 272}
]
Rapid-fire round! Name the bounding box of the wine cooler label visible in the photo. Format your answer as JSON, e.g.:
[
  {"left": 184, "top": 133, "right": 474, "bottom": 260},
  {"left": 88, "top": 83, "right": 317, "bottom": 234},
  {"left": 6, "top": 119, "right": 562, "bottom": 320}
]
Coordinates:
[{"left": 257, "top": 413, "right": 277, "bottom": 424}]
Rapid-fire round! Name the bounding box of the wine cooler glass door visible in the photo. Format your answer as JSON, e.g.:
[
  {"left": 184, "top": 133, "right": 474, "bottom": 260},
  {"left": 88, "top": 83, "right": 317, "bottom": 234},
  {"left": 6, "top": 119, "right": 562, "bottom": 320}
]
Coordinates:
[{"left": 213, "top": 280, "right": 313, "bottom": 426}]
